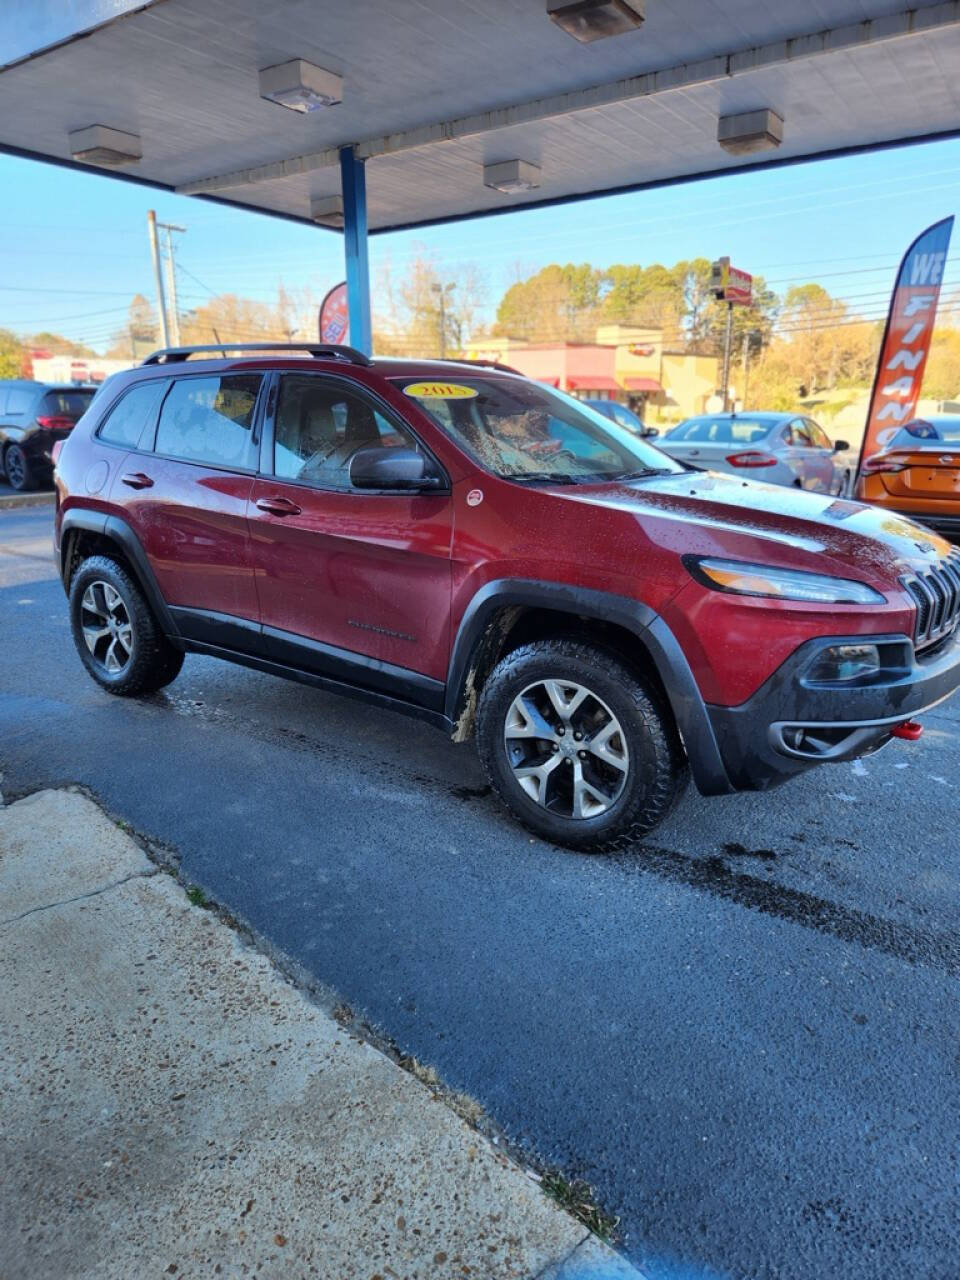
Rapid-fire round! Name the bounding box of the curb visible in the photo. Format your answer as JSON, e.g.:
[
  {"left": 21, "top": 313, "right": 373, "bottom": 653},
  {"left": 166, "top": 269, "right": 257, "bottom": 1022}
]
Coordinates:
[{"left": 0, "top": 490, "right": 55, "bottom": 510}]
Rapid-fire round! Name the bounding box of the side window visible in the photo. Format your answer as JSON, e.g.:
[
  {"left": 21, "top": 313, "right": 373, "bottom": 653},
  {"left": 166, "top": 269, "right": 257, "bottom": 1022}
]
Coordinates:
[
  {"left": 6, "top": 389, "right": 33, "bottom": 416},
  {"left": 272, "top": 375, "right": 420, "bottom": 490},
  {"left": 791, "top": 420, "right": 813, "bottom": 447},
  {"left": 155, "top": 374, "right": 261, "bottom": 469},
  {"left": 808, "top": 420, "right": 831, "bottom": 449},
  {"left": 97, "top": 380, "right": 169, "bottom": 449}
]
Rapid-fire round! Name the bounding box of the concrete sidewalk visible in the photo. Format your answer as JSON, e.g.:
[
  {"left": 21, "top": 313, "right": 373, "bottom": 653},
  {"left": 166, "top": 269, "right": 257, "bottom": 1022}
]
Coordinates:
[{"left": 0, "top": 789, "right": 642, "bottom": 1280}]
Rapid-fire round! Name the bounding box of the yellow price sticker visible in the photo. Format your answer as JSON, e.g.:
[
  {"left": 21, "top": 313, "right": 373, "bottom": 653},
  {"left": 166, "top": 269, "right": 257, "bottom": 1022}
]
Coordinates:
[{"left": 403, "top": 381, "right": 478, "bottom": 400}]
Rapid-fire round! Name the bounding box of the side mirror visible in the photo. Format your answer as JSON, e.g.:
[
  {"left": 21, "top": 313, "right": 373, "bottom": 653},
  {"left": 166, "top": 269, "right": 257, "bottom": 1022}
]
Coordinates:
[
  {"left": 641, "top": 426, "right": 660, "bottom": 439},
  {"left": 833, "top": 439, "right": 849, "bottom": 453},
  {"left": 349, "top": 445, "right": 442, "bottom": 491}
]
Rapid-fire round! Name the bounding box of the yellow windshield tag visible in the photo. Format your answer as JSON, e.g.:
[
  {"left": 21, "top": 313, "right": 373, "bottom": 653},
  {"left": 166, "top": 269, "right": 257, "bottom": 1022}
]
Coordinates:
[{"left": 403, "top": 381, "right": 478, "bottom": 400}]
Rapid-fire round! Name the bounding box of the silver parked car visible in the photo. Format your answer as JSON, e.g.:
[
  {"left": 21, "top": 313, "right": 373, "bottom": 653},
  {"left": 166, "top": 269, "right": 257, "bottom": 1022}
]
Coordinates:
[{"left": 657, "top": 412, "right": 852, "bottom": 494}]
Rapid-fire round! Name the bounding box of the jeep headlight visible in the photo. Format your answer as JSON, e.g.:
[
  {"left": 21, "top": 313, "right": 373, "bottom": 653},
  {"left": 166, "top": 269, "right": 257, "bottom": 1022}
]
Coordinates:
[{"left": 685, "top": 557, "right": 886, "bottom": 605}]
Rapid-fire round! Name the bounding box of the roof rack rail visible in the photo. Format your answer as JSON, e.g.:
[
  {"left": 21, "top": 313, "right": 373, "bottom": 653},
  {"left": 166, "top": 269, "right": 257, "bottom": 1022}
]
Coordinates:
[
  {"left": 444, "top": 357, "right": 522, "bottom": 375},
  {"left": 141, "top": 342, "right": 372, "bottom": 367}
]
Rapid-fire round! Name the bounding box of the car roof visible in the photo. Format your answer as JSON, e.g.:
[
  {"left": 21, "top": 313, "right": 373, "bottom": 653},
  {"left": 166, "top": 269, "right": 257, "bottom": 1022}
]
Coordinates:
[
  {"left": 127, "top": 354, "right": 523, "bottom": 380},
  {"left": 683, "top": 411, "right": 793, "bottom": 423}
]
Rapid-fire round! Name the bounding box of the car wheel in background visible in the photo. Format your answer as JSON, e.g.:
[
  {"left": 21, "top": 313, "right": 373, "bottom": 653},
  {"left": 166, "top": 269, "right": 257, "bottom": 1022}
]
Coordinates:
[
  {"left": 476, "top": 638, "right": 688, "bottom": 850},
  {"left": 4, "top": 444, "right": 33, "bottom": 492},
  {"left": 68, "top": 555, "right": 184, "bottom": 696}
]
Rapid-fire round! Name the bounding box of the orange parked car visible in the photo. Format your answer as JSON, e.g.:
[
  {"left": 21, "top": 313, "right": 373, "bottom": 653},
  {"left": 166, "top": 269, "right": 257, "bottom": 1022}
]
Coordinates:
[{"left": 857, "top": 416, "right": 960, "bottom": 539}]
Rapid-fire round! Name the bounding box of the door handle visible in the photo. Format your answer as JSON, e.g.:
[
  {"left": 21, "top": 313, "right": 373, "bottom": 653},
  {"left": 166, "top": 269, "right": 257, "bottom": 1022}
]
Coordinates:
[
  {"left": 120, "top": 472, "right": 154, "bottom": 489},
  {"left": 256, "top": 496, "right": 302, "bottom": 517}
]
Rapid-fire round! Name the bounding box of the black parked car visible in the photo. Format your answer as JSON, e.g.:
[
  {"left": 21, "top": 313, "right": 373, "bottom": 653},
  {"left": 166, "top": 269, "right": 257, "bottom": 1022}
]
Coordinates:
[{"left": 0, "top": 381, "right": 98, "bottom": 491}]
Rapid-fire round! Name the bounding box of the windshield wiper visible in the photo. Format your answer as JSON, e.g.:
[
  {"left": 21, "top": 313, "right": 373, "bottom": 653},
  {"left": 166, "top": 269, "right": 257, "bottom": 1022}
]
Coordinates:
[
  {"left": 507, "top": 471, "right": 584, "bottom": 485},
  {"left": 609, "top": 467, "right": 674, "bottom": 481}
]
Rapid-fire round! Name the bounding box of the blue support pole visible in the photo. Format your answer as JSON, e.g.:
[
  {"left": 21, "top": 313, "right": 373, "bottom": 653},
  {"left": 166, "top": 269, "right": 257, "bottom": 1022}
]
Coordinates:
[{"left": 340, "top": 145, "right": 372, "bottom": 356}]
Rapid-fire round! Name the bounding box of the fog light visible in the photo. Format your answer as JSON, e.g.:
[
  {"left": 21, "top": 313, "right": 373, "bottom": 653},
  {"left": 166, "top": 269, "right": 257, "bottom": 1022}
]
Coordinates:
[{"left": 805, "top": 644, "right": 881, "bottom": 684}]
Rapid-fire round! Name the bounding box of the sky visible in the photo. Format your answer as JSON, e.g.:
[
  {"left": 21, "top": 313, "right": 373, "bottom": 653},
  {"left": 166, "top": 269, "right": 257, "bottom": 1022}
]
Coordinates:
[{"left": 2, "top": 136, "right": 960, "bottom": 353}]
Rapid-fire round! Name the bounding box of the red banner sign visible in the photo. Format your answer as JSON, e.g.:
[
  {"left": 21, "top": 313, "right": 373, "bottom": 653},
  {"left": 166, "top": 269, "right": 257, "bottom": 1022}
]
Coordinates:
[
  {"left": 319, "top": 281, "right": 349, "bottom": 344},
  {"left": 855, "top": 217, "right": 954, "bottom": 488}
]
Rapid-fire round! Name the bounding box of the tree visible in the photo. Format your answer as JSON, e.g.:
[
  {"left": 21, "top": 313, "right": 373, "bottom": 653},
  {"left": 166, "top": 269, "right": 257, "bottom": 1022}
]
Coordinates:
[
  {"left": 24, "top": 332, "right": 96, "bottom": 358},
  {"left": 922, "top": 328, "right": 960, "bottom": 401},
  {"left": 493, "top": 263, "right": 600, "bottom": 342},
  {"left": 0, "top": 329, "right": 24, "bottom": 379},
  {"left": 374, "top": 253, "right": 487, "bottom": 356},
  {"left": 106, "top": 294, "right": 158, "bottom": 358}
]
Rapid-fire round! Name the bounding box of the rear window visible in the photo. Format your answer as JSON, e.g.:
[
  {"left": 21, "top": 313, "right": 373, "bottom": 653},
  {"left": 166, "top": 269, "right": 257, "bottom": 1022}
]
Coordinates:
[
  {"left": 892, "top": 418, "right": 960, "bottom": 445},
  {"left": 40, "top": 389, "right": 96, "bottom": 418},
  {"left": 98, "top": 380, "right": 169, "bottom": 449},
  {"left": 155, "top": 374, "right": 262, "bottom": 469},
  {"left": 667, "top": 417, "right": 775, "bottom": 445}
]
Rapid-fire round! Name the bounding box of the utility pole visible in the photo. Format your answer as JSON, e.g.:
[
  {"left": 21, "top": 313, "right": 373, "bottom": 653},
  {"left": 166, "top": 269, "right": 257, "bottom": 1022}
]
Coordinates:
[
  {"left": 147, "top": 210, "right": 170, "bottom": 349},
  {"left": 157, "top": 220, "right": 186, "bottom": 347},
  {"left": 432, "top": 281, "right": 455, "bottom": 359},
  {"left": 720, "top": 301, "right": 734, "bottom": 411},
  {"left": 741, "top": 331, "right": 750, "bottom": 410}
]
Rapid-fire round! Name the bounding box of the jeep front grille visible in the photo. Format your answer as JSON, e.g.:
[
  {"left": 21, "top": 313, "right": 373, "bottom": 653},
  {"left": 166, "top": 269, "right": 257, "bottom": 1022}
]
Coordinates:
[{"left": 904, "top": 550, "right": 960, "bottom": 649}]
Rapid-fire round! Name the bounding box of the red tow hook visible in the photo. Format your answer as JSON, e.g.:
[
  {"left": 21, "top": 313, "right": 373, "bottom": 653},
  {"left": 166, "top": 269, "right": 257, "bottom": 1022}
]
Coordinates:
[{"left": 891, "top": 720, "right": 924, "bottom": 741}]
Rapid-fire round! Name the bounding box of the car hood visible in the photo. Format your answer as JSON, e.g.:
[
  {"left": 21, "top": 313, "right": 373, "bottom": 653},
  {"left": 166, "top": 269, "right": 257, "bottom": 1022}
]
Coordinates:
[{"left": 559, "top": 469, "right": 953, "bottom": 582}]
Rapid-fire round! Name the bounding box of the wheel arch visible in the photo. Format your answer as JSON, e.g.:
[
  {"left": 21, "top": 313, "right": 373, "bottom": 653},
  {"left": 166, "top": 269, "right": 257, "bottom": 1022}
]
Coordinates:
[
  {"left": 446, "top": 579, "right": 734, "bottom": 796},
  {"left": 60, "top": 510, "right": 183, "bottom": 648}
]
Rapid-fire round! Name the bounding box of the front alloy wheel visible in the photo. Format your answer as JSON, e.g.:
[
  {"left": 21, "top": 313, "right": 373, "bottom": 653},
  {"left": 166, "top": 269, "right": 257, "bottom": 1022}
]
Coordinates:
[
  {"left": 504, "top": 679, "right": 628, "bottom": 819},
  {"left": 80, "top": 581, "right": 134, "bottom": 675},
  {"left": 476, "top": 638, "right": 689, "bottom": 851}
]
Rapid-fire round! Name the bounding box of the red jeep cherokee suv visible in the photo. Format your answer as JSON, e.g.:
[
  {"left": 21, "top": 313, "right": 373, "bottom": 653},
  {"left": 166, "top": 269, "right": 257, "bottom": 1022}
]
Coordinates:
[{"left": 54, "top": 343, "right": 960, "bottom": 849}]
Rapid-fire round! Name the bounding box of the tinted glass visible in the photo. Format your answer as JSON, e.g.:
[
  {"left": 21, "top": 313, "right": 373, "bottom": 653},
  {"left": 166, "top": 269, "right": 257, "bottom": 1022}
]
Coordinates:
[
  {"left": 40, "top": 390, "right": 96, "bottom": 418},
  {"left": 274, "top": 375, "right": 418, "bottom": 489},
  {"left": 395, "top": 377, "right": 680, "bottom": 482},
  {"left": 791, "top": 421, "right": 814, "bottom": 447},
  {"left": 612, "top": 404, "right": 641, "bottom": 431},
  {"left": 891, "top": 418, "right": 960, "bottom": 446},
  {"left": 667, "top": 417, "right": 775, "bottom": 445},
  {"left": 98, "top": 381, "right": 169, "bottom": 449},
  {"left": 155, "top": 374, "right": 261, "bottom": 468}
]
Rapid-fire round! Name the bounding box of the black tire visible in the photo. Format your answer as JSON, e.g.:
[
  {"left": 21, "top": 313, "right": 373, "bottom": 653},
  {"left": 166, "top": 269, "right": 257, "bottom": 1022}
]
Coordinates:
[
  {"left": 4, "top": 444, "right": 33, "bottom": 492},
  {"left": 476, "top": 639, "right": 688, "bottom": 851},
  {"left": 69, "top": 555, "right": 184, "bottom": 696}
]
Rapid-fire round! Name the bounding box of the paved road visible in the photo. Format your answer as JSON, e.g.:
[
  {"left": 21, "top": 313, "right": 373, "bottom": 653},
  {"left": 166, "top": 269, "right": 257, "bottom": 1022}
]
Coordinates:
[{"left": 3, "top": 505, "right": 959, "bottom": 1280}]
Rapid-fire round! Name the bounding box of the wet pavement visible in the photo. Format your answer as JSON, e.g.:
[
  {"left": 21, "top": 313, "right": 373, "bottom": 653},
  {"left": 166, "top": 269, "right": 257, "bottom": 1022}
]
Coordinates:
[{"left": 3, "top": 506, "right": 959, "bottom": 1280}]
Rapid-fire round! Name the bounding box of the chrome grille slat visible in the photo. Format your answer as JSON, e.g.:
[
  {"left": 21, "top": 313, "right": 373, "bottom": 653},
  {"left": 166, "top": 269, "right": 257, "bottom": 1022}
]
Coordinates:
[{"left": 904, "top": 552, "right": 960, "bottom": 649}]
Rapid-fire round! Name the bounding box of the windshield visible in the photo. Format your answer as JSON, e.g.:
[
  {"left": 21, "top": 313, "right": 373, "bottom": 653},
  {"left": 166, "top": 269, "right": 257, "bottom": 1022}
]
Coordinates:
[
  {"left": 666, "top": 416, "right": 776, "bottom": 445},
  {"left": 393, "top": 376, "right": 681, "bottom": 482}
]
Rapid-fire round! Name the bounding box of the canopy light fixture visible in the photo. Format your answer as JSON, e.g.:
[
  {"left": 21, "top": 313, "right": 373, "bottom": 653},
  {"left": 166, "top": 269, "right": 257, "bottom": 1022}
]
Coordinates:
[
  {"left": 547, "top": 0, "right": 644, "bottom": 42},
  {"left": 310, "top": 195, "right": 344, "bottom": 228},
  {"left": 69, "top": 124, "right": 142, "bottom": 167},
  {"left": 259, "top": 59, "right": 343, "bottom": 113},
  {"left": 483, "top": 159, "right": 541, "bottom": 194},
  {"left": 718, "top": 109, "right": 784, "bottom": 155}
]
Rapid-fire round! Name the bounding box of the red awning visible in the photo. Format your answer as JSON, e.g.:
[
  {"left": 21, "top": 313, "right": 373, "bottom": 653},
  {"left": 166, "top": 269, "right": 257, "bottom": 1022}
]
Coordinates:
[
  {"left": 623, "top": 377, "right": 663, "bottom": 393},
  {"left": 537, "top": 376, "right": 560, "bottom": 387},
  {"left": 567, "top": 375, "right": 619, "bottom": 391}
]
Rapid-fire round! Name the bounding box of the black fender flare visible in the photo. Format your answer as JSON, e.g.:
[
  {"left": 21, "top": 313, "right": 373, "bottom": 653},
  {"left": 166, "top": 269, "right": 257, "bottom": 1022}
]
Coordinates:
[
  {"left": 59, "top": 509, "right": 183, "bottom": 647},
  {"left": 445, "top": 578, "right": 733, "bottom": 796}
]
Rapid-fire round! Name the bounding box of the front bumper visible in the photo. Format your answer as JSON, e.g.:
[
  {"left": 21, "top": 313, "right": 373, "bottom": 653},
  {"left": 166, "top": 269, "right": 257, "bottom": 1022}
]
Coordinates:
[{"left": 706, "top": 631, "right": 960, "bottom": 790}]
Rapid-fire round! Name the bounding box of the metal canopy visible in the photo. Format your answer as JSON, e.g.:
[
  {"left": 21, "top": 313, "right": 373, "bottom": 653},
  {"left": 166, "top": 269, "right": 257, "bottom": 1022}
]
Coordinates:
[{"left": 2, "top": 1, "right": 960, "bottom": 234}]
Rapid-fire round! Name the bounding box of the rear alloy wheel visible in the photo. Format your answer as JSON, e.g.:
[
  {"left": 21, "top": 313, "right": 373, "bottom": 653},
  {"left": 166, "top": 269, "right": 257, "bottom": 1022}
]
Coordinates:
[
  {"left": 476, "top": 639, "right": 688, "bottom": 850},
  {"left": 69, "top": 556, "right": 184, "bottom": 696},
  {"left": 4, "top": 444, "right": 33, "bottom": 492}
]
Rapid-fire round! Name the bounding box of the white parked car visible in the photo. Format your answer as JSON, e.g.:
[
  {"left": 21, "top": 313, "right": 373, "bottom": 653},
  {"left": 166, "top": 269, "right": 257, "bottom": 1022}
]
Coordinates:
[{"left": 657, "top": 412, "right": 852, "bottom": 494}]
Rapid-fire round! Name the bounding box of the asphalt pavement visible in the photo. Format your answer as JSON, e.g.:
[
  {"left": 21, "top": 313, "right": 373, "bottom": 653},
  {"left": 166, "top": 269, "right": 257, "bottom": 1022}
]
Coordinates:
[{"left": 3, "top": 505, "right": 959, "bottom": 1280}]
